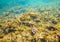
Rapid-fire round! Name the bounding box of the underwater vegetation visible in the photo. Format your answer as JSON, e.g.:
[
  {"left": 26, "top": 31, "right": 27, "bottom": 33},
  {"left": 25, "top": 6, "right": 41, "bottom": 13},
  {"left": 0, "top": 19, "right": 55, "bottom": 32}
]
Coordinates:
[{"left": 0, "top": 7, "right": 60, "bottom": 42}]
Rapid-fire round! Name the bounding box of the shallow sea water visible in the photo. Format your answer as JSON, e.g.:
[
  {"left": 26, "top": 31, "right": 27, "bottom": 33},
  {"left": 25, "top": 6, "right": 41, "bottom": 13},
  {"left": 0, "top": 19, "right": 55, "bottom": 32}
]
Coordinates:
[
  {"left": 0, "top": 0, "right": 60, "bottom": 15},
  {"left": 0, "top": 0, "right": 60, "bottom": 42}
]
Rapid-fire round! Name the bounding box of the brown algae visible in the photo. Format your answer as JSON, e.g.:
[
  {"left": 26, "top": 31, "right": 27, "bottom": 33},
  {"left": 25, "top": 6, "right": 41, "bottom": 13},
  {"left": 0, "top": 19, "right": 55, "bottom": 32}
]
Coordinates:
[{"left": 0, "top": 7, "right": 60, "bottom": 42}]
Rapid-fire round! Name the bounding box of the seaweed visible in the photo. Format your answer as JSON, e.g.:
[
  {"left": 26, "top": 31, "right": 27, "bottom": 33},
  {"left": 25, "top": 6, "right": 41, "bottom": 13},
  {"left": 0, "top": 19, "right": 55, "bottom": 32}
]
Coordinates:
[
  {"left": 19, "top": 21, "right": 33, "bottom": 27},
  {"left": 34, "top": 19, "right": 40, "bottom": 23},
  {"left": 0, "top": 35, "right": 3, "bottom": 39},
  {"left": 40, "top": 38, "right": 46, "bottom": 42},
  {"left": 31, "top": 38, "right": 37, "bottom": 42},
  {"left": 56, "top": 35, "right": 60, "bottom": 42},
  {"left": 0, "top": 25, "right": 2, "bottom": 27},
  {"left": 31, "top": 32, "right": 35, "bottom": 36},
  {"left": 33, "top": 38, "right": 37, "bottom": 42},
  {"left": 3, "top": 28, "right": 16, "bottom": 34},
  {"left": 30, "top": 15, "right": 37, "bottom": 19},
  {"left": 8, "top": 29, "right": 16, "bottom": 33},
  {"left": 8, "top": 26, "right": 16, "bottom": 29},
  {"left": 0, "top": 7, "right": 60, "bottom": 42},
  {"left": 46, "top": 26, "right": 57, "bottom": 31},
  {"left": 44, "top": 18, "right": 50, "bottom": 22},
  {"left": 51, "top": 20, "right": 57, "bottom": 24},
  {"left": 3, "top": 28, "right": 9, "bottom": 34}
]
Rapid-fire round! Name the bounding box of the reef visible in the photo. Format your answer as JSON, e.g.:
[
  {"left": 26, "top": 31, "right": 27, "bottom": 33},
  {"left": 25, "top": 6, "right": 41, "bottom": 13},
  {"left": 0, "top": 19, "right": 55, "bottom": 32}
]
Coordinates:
[{"left": 0, "top": 7, "right": 60, "bottom": 42}]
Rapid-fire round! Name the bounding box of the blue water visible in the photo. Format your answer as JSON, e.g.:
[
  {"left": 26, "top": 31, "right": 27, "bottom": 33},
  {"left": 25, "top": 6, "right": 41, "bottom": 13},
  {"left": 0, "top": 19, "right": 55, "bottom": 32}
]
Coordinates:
[{"left": 0, "top": 0, "right": 60, "bottom": 15}]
